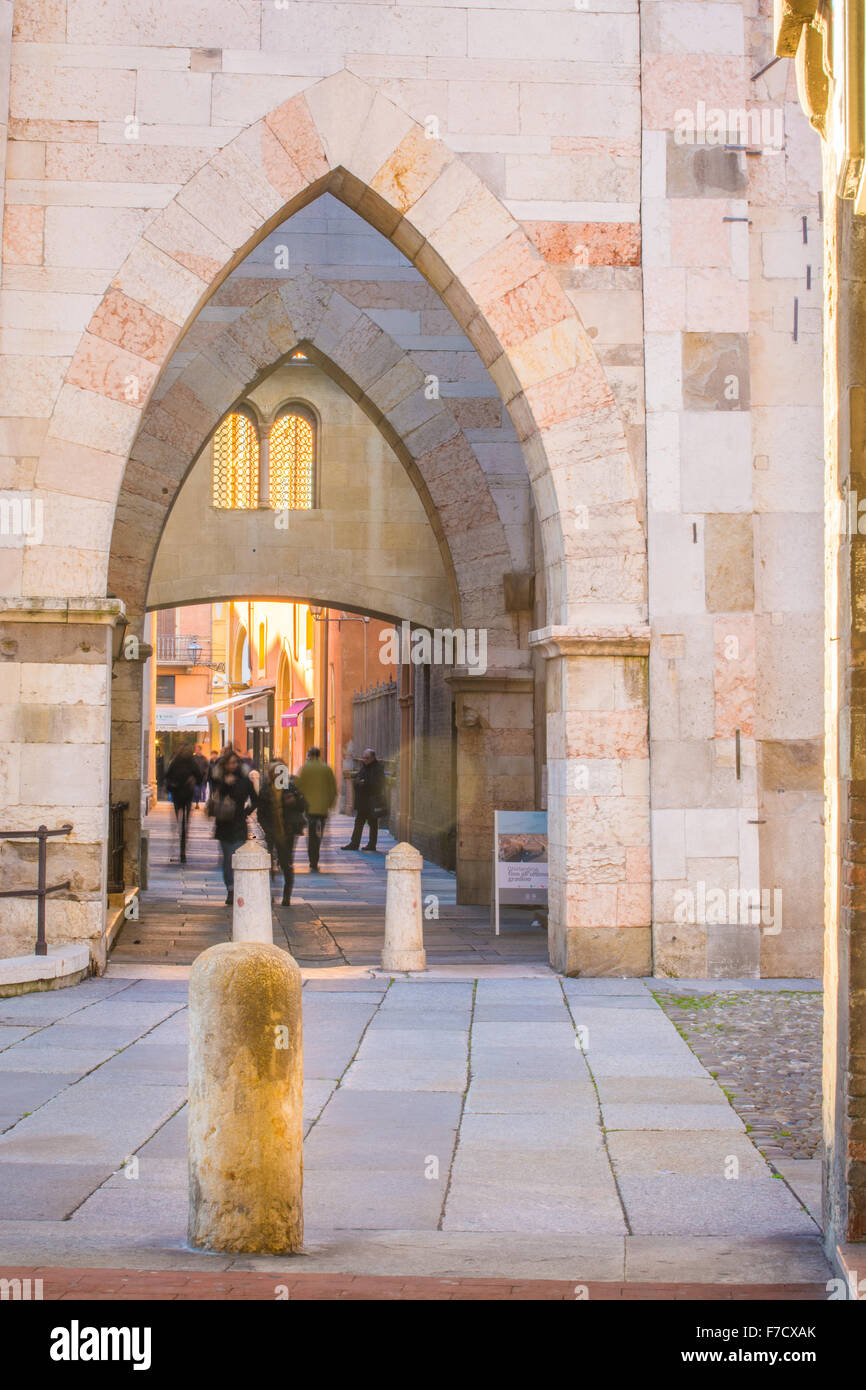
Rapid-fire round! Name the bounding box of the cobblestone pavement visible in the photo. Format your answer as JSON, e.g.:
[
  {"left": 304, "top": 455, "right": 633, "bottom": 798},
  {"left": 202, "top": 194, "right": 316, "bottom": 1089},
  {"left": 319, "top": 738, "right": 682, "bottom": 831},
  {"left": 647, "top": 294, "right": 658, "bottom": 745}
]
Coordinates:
[{"left": 652, "top": 987, "right": 822, "bottom": 1162}]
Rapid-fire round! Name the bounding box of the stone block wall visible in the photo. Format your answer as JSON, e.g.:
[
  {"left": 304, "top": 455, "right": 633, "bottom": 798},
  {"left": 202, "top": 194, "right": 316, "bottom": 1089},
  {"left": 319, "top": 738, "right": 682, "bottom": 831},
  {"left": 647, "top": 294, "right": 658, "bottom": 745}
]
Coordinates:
[
  {"left": 0, "top": 601, "right": 119, "bottom": 967},
  {"left": 641, "top": 0, "right": 824, "bottom": 977},
  {"left": 0, "top": 0, "right": 827, "bottom": 975}
]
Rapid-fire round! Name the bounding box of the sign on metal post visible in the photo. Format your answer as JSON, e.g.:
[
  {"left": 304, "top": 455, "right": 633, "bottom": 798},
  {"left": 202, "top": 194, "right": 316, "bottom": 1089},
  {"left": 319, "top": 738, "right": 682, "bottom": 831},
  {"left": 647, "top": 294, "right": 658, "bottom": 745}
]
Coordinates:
[{"left": 491, "top": 810, "right": 548, "bottom": 936}]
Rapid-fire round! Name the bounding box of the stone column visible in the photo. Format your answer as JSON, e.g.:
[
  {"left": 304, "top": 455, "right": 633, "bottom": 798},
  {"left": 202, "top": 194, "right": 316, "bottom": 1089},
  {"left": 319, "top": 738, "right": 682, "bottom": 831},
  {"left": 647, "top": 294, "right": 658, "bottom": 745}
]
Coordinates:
[
  {"left": 0, "top": 598, "right": 124, "bottom": 970},
  {"left": 188, "top": 940, "right": 303, "bottom": 1254},
  {"left": 447, "top": 670, "right": 535, "bottom": 906},
  {"left": 530, "top": 626, "right": 651, "bottom": 977}
]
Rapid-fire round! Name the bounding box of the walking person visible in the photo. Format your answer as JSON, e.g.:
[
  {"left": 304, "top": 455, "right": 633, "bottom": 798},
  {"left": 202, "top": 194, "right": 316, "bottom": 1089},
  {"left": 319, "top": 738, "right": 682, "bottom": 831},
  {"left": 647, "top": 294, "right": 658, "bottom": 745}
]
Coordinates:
[
  {"left": 192, "top": 744, "right": 208, "bottom": 809},
  {"left": 256, "top": 761, "right": 307, "bottom": 906},
  {"left": 164, "top": 742, "right": 198, "bottom": 864},
  {"left": 296, "top": 746, "right": 337, "bottom": 872},
  {"left": 206, "top": 749, "right": 219, "bottom": 797},
  {"left": 342, "top": 748, "right": 388, "bottom": 852},
  {"left": 207, "top": 749, "right": 256, "bottom": 905}
]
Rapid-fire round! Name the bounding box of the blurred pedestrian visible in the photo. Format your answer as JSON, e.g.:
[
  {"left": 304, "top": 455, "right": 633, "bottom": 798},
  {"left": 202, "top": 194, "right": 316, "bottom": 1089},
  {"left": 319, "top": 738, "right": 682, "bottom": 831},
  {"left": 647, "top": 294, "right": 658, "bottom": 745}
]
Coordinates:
[
  {"left": 208, "top": 749, "right": 256, "bottom": 905},
  {"left": 342, "top": 748, "right": 387, "bottom": 852},
  {"left": 257, "top": 760, "right": 307, "bottom": 905},
  {"left": 192, "top": 743, "right": 208, "bottom": 807},
  {"left": 296, "top": 746, "right": 337, "bottom": 872},
  {"left": 164, "top": 743, "right": 198, "bottom": 864}
]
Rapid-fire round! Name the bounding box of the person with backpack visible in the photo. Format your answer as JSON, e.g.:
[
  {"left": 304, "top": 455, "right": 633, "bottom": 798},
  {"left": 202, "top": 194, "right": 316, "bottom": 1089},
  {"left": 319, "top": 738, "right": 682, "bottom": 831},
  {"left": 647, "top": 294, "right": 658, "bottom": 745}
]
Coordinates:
[
  {"left": 207, "top": 749, "right": 257, "bottom": 905},
  {"left": 164, "top": 743, "right": 198, "bottom": 864},
  {"left": 256, "top": 760, "right": 307, "bottom": 906}
]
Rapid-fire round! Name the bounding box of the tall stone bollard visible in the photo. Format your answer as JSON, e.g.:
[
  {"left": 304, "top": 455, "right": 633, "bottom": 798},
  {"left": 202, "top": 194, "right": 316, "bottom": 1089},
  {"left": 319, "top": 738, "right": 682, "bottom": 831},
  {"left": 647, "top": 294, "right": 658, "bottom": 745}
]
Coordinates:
[
  {"left": 382, "top": 841, "right": 426, "bottom": 971},
  {"left": 232, "top": 839, "right": 273, "bottom": 944},
  {"left": 188, "top": 941, "right": 303, "bottom": 1254}
]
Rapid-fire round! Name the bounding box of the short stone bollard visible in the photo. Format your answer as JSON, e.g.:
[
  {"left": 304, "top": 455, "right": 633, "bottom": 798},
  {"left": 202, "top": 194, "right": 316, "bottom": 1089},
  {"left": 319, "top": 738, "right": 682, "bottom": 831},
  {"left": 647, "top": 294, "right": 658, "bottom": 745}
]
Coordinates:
[
  {"left": 232, "top": 838, "right": 273, "bottom": 944},
  {"left": 188, "top": 941, "right": 303, "bottom": 1254},
  {"left": 382, "top": 841, "right": 426, "bottom": 971}
]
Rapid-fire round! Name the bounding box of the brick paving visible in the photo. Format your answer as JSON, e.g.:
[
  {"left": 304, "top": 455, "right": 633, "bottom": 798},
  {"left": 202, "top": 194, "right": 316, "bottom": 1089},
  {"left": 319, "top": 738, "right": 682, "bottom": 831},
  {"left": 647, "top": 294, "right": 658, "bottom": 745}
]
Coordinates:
[
  {"left": 653, "top": 988, "right": 822, "bottom": 1161},
  {"left": 113, "top": 803, "right": 547, "bottom": 968},
  {"left": 0, "top": 1266, "right": 828, "bottom": 1301}
]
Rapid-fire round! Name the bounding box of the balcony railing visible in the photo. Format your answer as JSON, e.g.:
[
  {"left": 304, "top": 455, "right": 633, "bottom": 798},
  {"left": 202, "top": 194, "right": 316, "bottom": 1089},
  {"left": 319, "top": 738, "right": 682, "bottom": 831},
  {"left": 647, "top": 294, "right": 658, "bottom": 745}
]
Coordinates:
[{"left": 156, "top": 634, "right": 212, "bottom": 665}]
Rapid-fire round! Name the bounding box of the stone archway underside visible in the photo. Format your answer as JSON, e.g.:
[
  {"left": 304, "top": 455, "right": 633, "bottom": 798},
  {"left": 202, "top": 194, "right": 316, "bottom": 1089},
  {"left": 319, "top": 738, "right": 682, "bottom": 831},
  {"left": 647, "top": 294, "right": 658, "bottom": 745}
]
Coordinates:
[{"left": 116, "top": 274, "right": 517, "bottom": 655}]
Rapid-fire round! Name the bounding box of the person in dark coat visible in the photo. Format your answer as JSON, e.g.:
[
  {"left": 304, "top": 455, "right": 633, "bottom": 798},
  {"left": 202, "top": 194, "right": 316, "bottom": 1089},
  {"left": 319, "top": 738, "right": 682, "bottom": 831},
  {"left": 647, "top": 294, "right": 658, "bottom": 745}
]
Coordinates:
[
  {"left": 256, "top": 761, "right": 307, "bottom": 906},
  {"left": 192, "top": 744, "right": 208, "bottom": 807},
  {"left": 164, "top": 743, "right": 198, "bottom": 864},
  {"left": 342, "top": 748, "right": 387, "bottom": 852},
  {"left": 208, "top": 749, "right": 256, "bottom": 904}
]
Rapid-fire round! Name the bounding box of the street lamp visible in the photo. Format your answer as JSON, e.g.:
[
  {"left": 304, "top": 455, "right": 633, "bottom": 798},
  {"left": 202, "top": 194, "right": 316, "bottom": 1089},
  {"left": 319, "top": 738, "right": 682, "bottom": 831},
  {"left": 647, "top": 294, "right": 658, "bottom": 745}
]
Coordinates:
[{"left": 188, "top": 636, "right": 202, "bottom": 667}]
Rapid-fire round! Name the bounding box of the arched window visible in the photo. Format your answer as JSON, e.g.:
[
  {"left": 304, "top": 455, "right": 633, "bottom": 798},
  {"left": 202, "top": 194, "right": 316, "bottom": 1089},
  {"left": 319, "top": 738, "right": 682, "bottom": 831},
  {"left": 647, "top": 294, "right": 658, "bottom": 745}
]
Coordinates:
[
  {"left": 212, "top": 411, "right": 259, "bottom": 509},
  {"left": 269, "top": 408, "right": 315, "bottom": 511}
]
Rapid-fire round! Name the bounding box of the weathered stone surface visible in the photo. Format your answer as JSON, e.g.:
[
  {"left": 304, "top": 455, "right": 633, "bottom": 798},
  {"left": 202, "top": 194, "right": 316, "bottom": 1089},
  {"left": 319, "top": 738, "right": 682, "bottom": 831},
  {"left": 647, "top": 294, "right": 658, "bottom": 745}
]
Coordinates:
[
  {"left": 188, "top": 941, "right": 303, "bottom": 1254},
  {"left": 682, "top": 332, "right": 750, "bottom": 411},
  {"left": 704, "top": 513, "right": 755, "bottom": 611}
]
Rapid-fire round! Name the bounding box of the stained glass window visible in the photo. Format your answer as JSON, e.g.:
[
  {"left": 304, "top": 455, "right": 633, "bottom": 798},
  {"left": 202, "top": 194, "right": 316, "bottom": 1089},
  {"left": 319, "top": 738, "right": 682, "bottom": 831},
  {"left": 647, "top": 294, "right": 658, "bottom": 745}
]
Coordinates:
[
  {"left": 269, "top": 411, "right": 314, "bottom": 511},
  {"left": 212, "top": 411, "right": 259, "bottom": 509}
]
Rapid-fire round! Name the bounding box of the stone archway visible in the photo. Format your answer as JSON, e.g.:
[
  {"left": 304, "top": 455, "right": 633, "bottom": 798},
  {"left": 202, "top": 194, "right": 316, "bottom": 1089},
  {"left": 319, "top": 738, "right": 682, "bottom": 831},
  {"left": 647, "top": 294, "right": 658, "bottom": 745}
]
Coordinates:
[
  {"left": 112, "top": 281, "right": 527, "bottom": 903},
  {"left": 112, "top": 274, "right": 516, "bottom": 648},
  {"left": 31, "top": 69, "right": 650, "bottom": 973}
]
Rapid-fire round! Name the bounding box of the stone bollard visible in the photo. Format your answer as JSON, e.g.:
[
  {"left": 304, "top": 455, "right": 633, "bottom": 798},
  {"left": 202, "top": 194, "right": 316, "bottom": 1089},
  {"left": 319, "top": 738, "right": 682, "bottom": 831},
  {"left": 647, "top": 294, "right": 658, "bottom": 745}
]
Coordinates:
[
  {"left": 382, "top": 841, "right": 426, "bottom": 971},
  {"left": 188, "top": 941, "right": 303, "bottom": 1253},
  {"left": 232, "top": 839, "right": 273, "bottom": 944}
]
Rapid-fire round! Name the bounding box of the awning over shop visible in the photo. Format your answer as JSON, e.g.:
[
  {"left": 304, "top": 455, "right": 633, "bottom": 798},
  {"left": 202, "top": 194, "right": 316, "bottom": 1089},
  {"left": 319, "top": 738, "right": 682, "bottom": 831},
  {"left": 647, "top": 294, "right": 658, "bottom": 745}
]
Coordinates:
[
  {"left": 186, "top": 684, "right": 275, "bottom": 721},
  {"left": 155, "top": 705, "right": 209, "bottom": 731},
  {"left": 281, "top": 697, "right": 313, "bottom": 728}
]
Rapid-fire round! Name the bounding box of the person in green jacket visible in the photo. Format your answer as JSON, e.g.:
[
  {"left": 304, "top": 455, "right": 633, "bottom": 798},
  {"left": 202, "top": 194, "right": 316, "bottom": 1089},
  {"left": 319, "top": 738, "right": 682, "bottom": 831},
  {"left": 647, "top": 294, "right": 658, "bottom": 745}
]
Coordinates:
[{"left": 295, "top": 746, "right": 337, "bottom": 872}]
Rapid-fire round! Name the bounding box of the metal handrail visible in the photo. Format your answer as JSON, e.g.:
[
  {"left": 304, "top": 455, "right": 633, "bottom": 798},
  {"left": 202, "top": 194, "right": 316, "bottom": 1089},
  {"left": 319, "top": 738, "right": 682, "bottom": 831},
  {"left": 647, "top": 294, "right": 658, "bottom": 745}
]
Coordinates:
[{"left": 0, "top": 824, "right": 73, "bottom": 956}]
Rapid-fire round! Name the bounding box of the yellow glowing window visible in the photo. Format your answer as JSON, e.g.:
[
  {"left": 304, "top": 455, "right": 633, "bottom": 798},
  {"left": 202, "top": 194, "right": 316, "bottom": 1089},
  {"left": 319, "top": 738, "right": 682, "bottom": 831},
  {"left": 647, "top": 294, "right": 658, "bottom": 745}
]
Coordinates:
[
  {"left": 212, "top": 412, "right": 259, "bottom": 509},
  {"left": 269, "top": 411, "right": 314, "bottom": 511}
]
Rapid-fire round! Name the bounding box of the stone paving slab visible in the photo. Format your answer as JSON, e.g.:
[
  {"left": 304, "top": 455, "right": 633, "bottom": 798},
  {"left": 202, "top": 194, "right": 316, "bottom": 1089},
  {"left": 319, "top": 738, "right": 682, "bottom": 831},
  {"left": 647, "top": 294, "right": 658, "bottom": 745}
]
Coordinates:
[
  {"left": 465, "top": 1080, "right": 597, "bottom": 1113},
  {"left": 343, "top": 1058, "right": 468, "bottom": 1091},
  {"left": 0, "top": 1046, "right": 122, "bottom": 1076},
  {"left": 607, "top": 1130, "right": 771, "bottom": 1178},
  {"left": 0, "top": 1071, "right": 82, "bottom": 1121},
  {"left": 618, "top": 1176, "right": 817, "bottom": 1237},
  {"left": 94, "top": 1045, "right": 189, "bottom": 1085},
  {"left": 603, "top": 1103, "right": 745, "bottom": 1131},
  {"left": 624, "top": 1234, "right": 829, "bottom": 1285},
  {"left": 595, "top": 1077, "right": 732, "bottom": 1105},
  {"left": 0, "top": 1164, "right": 110, "bottom": 1221},
  {"left": 0, "top": 1025, "right": 39, "bottom": 1047},
  {"left": 775, "top": 1159, "right": 822, "bottom": 1223},
  {"left": 303, "top": 1172, "right": 448, "bottom": 1230}
]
